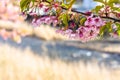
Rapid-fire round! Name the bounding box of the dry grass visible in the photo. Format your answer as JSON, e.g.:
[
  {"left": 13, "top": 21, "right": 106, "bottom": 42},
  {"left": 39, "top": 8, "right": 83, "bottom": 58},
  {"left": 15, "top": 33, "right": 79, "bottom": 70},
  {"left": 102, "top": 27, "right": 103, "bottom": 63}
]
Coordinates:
[
  {"left": 33, "top": 25, "right": 68, "bottom": 40},
  {"left": 0, "top": 44, "right": 120, "bottom": 80},
  {"left": 0, "top": 20, "right": 68, "bottom": 40}
]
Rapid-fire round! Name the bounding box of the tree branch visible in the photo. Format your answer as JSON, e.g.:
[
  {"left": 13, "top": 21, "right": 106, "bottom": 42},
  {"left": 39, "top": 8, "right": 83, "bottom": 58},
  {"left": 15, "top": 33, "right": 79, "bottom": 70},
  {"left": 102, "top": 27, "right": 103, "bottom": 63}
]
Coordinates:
[
  {"left": 36, "top": 1, "right": 120, "bottom": 23},
  {"left": 71, "top": 9, "right": 120, "bottom": 22},
  {"left": 101, "top": 16, "right": 120, "bottom": 22}
]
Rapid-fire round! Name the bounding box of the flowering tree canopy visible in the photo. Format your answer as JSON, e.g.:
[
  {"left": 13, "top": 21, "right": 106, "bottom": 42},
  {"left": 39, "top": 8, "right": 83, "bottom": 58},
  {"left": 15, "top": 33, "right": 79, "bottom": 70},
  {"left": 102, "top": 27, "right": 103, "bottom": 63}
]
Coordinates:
[
  {"left": 19, "top": 0, "right": 120, "bottom": 42},
  {"left": 1, "top": 0, "right": 120, "bottom": 42}
]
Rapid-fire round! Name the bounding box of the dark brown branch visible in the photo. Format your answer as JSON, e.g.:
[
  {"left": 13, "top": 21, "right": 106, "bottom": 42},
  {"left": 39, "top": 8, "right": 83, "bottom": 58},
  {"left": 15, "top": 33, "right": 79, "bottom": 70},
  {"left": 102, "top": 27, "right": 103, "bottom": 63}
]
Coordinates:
[
  {"left": 62, "top": 5, "right": 120, "bottom": 22},
  {"left": 71, "top": 9, "right": 89, "bottom": 15},
  {"left": 71, "top": 9, "right": 120, "bottom": 22},
  {"left": 101, "top": 16, "right": 120, "bottom": 22}
]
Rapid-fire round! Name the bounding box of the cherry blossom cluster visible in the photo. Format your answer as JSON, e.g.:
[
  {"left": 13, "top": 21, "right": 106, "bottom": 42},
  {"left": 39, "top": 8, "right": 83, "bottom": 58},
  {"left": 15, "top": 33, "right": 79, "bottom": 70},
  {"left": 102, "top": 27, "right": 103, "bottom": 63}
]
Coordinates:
[
  {"left": 25, "top": 2, "right": 60, "bottom": 26},
  {"left": 27, "top": 2, "right": 106, "bottom": 42},
  {"left": 0, "top": 0, "right": 27, "bottom": 43},
  {"left": 0, "top": 0, "right": 24, "bottom": 22},
  {"left": 32, "top": 16, "right": 58, "bottom": 27},
  {"left": 28, "top": 3, "right": 50, "bottom": 16},
  {"left": 98, "top": 4, "right": 120, "bottom": 19},
  {"left": 57, "top": 15, "right": 105, "bottom": 42},
  {"left": 19, "top": 0, "right": 120, "bottom": 42},
  {"left": 26, "top": 2, "right": 61, "bottom": 16},
  {"left": 23, "top": 2, "right": 108, "bottom": 42}
]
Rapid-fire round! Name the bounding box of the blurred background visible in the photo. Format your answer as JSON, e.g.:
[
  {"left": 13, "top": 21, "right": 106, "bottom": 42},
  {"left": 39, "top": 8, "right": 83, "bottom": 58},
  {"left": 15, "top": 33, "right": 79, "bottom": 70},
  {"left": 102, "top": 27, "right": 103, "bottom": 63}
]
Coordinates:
[
  {"left": 0, "top": 0, "right": 120, "bottom": 80},
  {"left": 73, "top": 0, "right": 98, "bottom": 11}
]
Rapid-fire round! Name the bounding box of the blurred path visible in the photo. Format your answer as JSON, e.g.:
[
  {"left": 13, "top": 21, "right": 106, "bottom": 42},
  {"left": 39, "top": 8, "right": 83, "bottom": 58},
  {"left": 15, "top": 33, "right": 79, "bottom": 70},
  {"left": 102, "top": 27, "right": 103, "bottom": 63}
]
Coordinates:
[{"left": 0, "top": 37, "right": 120, "bottom": 69}]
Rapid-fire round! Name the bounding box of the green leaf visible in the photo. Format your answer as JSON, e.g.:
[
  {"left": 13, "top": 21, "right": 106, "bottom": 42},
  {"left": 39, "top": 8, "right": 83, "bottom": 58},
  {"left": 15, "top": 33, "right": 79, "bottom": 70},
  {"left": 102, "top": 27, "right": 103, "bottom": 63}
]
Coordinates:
[
  {"left": 115, "top": 23, "right": 120, "bottom": 35},
  {"left": 61, "top": 3, "right": 69, "bottom": 9},
  {"left": 115, "top": 23, "right": 120, "bottom": 36},
  {"left": 46, "top": 0, "right": 53, "bottom": 2},
  {"left": 63, "top": 14, "right": 69, "bottom": 28},
  {"left": 99, "top": 22, "right": 112, "bottom": 36},
  {"left": 61, "top": 0, "right": 75, "bottom": 9},
  {"left": 31, "top": 0, "right": 35, "bottom": 2},
  {"left": 68, "top": 0, "right": 75, "bottom": 9},
  {"left": 107, "top": 0, "right": 120, "bottom": 7},
  {"left": 115, "top": 23, "right": 120, "bottom": 29},
  {"left": 105, "top": 22, "right": 112, "bottom": 33},
  {"left": 58, "top": 13, "right": 69, "bottom": 29},
  {"left": 20, "top": 0, "right": 35, "bottom": 11},
  {"left": 112, "top": 7, "right": 120, "bottom": 12},
  {"left": 99, "top": 25, "right": 106, "bottom": 36},
  {"left": 80, "top": 17, "right": 86, "bottom": 25},
  {"left": 108, "top": 0, "right": 119, "bottom": 4},
  {"left": 117, "top": 30, "right": 120, "bottom": 35},
  {"left": 92, "top": 5, "right": 104, "bottom": 13}
]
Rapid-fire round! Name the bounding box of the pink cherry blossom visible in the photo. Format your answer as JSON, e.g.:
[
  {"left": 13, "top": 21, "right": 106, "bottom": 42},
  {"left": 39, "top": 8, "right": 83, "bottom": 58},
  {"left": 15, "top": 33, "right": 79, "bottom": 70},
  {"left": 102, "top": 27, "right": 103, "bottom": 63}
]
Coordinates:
[
  {"left": 39, "top": 3, "right": 44, "bottom": 8},
  {"left": 84, "top": 16, "right": 94, "bottom": 26},
  {"left": 94, "top": 17, "right": 105, "bottom": 27},
  {"left": 77, "top": 25, "right": 100, "bottom": 42},
  {"left": 32, "top": 16, "right": 58, "bottom": 27},
  {"left": 55, "top": 14, "right": 106, "bottom": 42},
  {"left": 85, "top": 15, "right": 105, "bottom": 27},
  {"left": 0, "top": 1, "right": 6, "bottom": 13},
  {"left": 56, "top": 29, "right": 65, "bottom": 35},
  {"left": 0, "top": 0, "right": 24, "bottom": 22}
]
